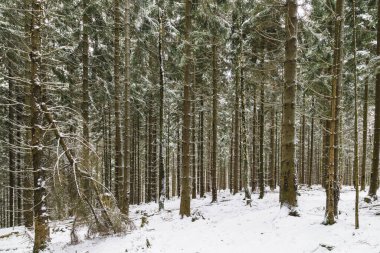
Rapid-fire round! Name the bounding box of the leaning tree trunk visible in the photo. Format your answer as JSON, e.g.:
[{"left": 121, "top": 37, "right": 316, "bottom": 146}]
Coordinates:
[
  {"left": 325, "top": 0, "right": 344, "bottom": 225},
  {"left": 179, "top": 0, "right": 192, "bottom": 217},
  {"left": 280, "top": 0, "right": 298, "bottom": 210},
  {"left": 30, "top": 0, "right": 49, "bottom": 251},
  {"left": 368, "top": 0, "right": 380, "bottom": 199}
]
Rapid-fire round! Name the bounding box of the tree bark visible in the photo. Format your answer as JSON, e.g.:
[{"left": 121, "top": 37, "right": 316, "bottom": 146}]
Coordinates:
[
  {"left": 269, "top": 90, "right": 275, "bottom": 191},
  {"left": 211, "top": 36, "right": 218, "bottom": 202},
  {"left": 352, "top": 0, "right": 359, "bottom": 228},
  {"left": 361, "top": 77, "right": 368, "bottom": 191},
  {"left": 30, "top": 0, "right": 49, "bottom": 251},
  {"left": 259, "top": 83, "right": 265, "bottom": 199},
  {"left": 308, "top": 99, "right": 315, "bottom": 187},
  {"left": 251, "top": 88, "right": 257, "bottom": 191},
  {"left": 301, "top": 93, "right": 306, "bottom": 185},
  {"left": 368, "top": 0, "right": 380, "bottom": 198},
  {"left": 199, "top": 95, "right": 205, "bottom": 197},
  {"left": 16, "top": 87, "right": 22, "bottom": 226},
  {"left": 8, "top": 69, "right": 15, "bottom": 228},
  {"left": 325, "top": 0, "right": 344, "bottom": 225},
  {"left": 23, "top": 0, "right": 34, "bottom": 226},
  {"left": 158, "top": 3, "right": 166, "bottom": 210},
  {"left": 177, "top": 128, "right": 181, "bottom": 197},
  {"left": 323, "top": 120, "right": 330, "bottom": 189},
  {"left": 280, "top": 0, "right": 298, "bottom": 210},
  {"left": 179, "top": 0, "right": 192, "bottom": 217},
  {"left": 229, "top": 113, "right": 234, "bottom": 192},
  {"left": 275, "top": 111, "right": 279, "bottom": 187},
  {"left": 82, "top": 0, "right": 91, "bottom": 199},
  {"left": 240, "top": 59, "right": 251, "bottom": 200},
  {"left": 122, "top": 0, "right": 131, "bottom": 215},
  {"left": 233, "top": 63, "right": 240, "bottom": 195},
  {"left": 191, "top": 75, "right": 196, "bottom": 199},
  {"left": 113, "top": 0, "right": 123, "bottom": 205}
]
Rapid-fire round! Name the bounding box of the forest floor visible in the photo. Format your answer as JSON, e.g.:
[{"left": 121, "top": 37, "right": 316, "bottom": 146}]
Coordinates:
[{"left": 1, "top": 186, "right": 380, "bottom": 253}]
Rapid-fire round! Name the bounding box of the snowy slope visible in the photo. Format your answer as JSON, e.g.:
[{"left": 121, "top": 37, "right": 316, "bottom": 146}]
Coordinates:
[{"left": 0, "top": 186, "right": 379, "bottom": 253}]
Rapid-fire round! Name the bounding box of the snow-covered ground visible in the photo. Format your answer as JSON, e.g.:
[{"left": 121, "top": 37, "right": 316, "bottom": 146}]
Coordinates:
[{"left": 1, "top": 186, "right": 379, "bottom": 253}]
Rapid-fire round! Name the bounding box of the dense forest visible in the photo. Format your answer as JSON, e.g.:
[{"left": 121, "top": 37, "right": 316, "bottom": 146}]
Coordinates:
[{"left": 0, "top": 0, "right": 379, "bottom": 252}]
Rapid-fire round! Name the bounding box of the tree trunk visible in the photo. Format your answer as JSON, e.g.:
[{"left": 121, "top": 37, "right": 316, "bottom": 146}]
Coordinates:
[
  {"left": 151, "top": 116, "right": 157, "bottom": 201},
  {"left": 122, "top": 0, "right": 131, "bottom": 215},
  {"left": 23, "top": 21, "right": 34, "bottom": 227},
  {"left": 113, "top": 0, "right": 122, "bottom": 205},
  {"left": 368, "top": 0, "right": 380, "bottom": 198},
  {"left": 199, "top": 95, "right": 205, "bottom": 197},
  {"left": 8, "top": 69, "right": 15, "bottom": 228},
  {"left": 308, "top": 99, "right": 315, "bottom": 187},
  {"left": 240, "top": 59, "right": 251, "bottom": 200},
  {"left": 323, "top": 120, "right": 330, "bottom": 189},
  {"left": 191, "top": 107, "right": 197, "bottom": 199},
  {"left": 179, "top": 0, "right": 192, "bottom": 217},
  {"left": 137, "top": 115, "right": 141, "bottom": 203},
  {"left": 147, "top": 112, "right": 152, "bottom": 202},
  {"left": 30, "top": 0, "right": 49, "bottom": 251},
  {"left": 259, "top": 83, "right": 265, "bottom": 199},
  {"left": 82, "top": 0, "right": 91, "bottom": 199},
  {"left": 301, "top": 93, "right": 306, "bottom": 185},
  {"left": 177, "top": 128, "right": 181, "bottom": 197},
  {"left": 211, "top": 36, "right": 218, "bottom": 202},
  {"left": 233, "top": 63, "right": 240, "bottom": 195},
  {"left": 251, "top": 88, "right": 257, "bottom": 191},
  {"left": 130, "top": 115, "right": 135, "bottom": 204},
  {"left": 108, "top": 103, "right": 112, "bottom": 192},
  {"left": 269, "top": 91, "right": 275, "bottom": 191},
  {"left": 361, "top": 77, "right": 368, "bottom": 191},
  {"left": 166, "top": 117, "right": 170, "bottom": 199},
  {"left": 280, "top": 0, "right": 298, "bottom": 210},
  {"left": 16, "top": 87, "right": 22, "bottom": 226},
  {"left": 325, "top": 0, "right": 344, "bottom": 225},
  {"left": 352, "top": 0, "right": 359, "bottom": 228},
  {"left": 158, "top": 4, "right": 166, "bottom": 210},
  {"left": 229, "top": 113, "right": 234, "bottom": 192},
  {"left": 191, "top": 76, "right": 196, "bottom": 199},
  {"left": 275, "top": 111, "right": 279, "bottom": 187}
]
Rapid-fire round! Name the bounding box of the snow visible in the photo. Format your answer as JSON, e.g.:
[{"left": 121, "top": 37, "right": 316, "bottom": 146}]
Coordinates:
[
  {"left": 358, "top": 14, "right": 372, "bottom": 22},
  {"left": 1, "top": 186, "right": 379, "bottom": 253}
]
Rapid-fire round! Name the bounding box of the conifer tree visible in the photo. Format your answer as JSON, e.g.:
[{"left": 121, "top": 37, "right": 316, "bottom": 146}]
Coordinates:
[{"left": 280, "top": 0, "right": 298, "bottom": 212}]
